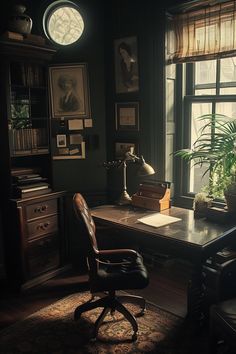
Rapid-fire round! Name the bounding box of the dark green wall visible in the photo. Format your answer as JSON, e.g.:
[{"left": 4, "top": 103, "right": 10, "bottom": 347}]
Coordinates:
[
  {"left": 50, "top": 1, "right": 107, "bottom": 195},
  {"left": 104, "top": 0, "right": 180, "bottom": 201}
]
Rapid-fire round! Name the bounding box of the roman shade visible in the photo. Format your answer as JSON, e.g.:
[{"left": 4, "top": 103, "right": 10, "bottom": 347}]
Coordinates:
[{"left": 169, "top": 1, "right": 236, "bottom": 63}]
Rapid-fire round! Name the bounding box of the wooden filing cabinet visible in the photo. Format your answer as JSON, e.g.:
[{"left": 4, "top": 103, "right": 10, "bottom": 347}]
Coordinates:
[{"left": 6, "top": 191, "right": 67, "bottom": 290}]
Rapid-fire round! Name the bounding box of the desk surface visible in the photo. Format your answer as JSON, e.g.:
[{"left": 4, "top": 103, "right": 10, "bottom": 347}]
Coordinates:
[{"left": 91, "top": 205, "right": 236, "bottom": 262}]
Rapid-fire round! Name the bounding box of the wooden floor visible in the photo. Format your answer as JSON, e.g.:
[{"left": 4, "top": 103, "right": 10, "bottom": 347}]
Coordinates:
[{"left": 0, "top": 258, "right": 191, "bottom": 331}]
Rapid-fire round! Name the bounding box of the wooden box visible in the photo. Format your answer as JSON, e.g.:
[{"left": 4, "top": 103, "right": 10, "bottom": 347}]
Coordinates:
[{"left": 131, "top": 182, "right": 171, "bottom": 211}]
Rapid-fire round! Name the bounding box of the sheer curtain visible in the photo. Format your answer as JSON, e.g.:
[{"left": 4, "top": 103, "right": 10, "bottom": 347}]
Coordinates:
[{"left": 169, "top": 1, "right": 236, "bottom": 63}]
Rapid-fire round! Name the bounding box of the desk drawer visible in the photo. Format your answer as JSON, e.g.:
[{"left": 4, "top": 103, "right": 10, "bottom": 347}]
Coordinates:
[
  {"left": 27, "top": 215, "right": 58, "bottom": 240},
  {"left": 28, "top": 234, "right": 59, "bottom": 277},
  {"left": 26, "top": 199, "right": 57, "bottom": 221}
]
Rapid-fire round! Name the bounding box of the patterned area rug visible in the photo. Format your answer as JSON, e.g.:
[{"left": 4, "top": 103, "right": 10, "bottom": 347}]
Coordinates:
[{"left": 0, "top": 291, "right": 209, "bottom": 354}]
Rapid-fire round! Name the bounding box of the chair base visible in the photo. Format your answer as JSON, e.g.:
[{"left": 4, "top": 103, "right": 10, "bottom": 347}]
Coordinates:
[{"left": 74, "top": 292, "right": 146, "bottom": 340}]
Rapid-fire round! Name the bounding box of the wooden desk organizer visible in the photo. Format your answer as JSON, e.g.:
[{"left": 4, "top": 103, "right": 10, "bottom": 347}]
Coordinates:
[{"left": 131, "top": 182, "right": 171, "bottom": 211}]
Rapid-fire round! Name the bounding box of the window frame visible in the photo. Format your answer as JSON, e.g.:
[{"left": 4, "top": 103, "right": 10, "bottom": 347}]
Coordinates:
[
  {"left": 174, "top": 59, "right": 236, "bottom": 208},
  {"left": 43, "top": 0, "right": 85, "bottom": 47}
]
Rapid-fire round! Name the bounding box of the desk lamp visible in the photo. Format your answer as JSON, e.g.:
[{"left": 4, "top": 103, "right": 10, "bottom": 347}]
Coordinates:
[{"left": 104, "top": 149, "right": 155, "bottom": 205}]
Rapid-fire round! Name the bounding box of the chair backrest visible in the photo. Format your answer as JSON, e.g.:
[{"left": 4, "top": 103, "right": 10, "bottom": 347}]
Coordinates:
[{"left": 73, "top": 193, "right": 99, "bottom": 274}]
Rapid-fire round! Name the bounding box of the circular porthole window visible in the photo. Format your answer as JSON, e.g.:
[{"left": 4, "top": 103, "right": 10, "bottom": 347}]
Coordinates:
[{"left": 43, "top": 0, "right": 84, "bottom": 46}]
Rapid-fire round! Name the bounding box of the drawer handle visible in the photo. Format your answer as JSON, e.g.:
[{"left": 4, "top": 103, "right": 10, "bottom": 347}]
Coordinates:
[
  {"left": 34, "top": 205, "right": 48, "bottom": 213},
  {"left": 37, "top": 222, "right": 50, "bottom": 230}
]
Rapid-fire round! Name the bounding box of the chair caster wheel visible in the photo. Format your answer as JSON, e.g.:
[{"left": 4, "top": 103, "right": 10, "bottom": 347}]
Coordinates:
[
  {"left": 137, "top": 308, "right": 145, "bottom": 317},
  {"left": 132, "top": 332, "right": 138, "bottom": 341},
  {"left": 90, "top": 336, "right": 97, "bottom": 342},
  {"left": 110, "top": 309, "right": 115, "bottom": 316}
]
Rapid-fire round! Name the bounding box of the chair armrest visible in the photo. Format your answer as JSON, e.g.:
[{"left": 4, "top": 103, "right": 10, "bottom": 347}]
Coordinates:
[
  {"left": 96, "top": 259, "right": 132, "bottom": 266},
  {"left": 95, "top": 249, "right": 138, "bottom": 266}
]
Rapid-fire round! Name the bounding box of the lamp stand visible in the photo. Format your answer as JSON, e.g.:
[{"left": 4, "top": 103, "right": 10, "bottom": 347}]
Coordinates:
[{"left": 117, "top": 161, "right": 132, "bottom": 205}]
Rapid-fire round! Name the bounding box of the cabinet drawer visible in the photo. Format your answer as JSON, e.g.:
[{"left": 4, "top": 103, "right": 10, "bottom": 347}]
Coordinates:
[
  {"left": 27, "top": 215, "right": 58, "bottom": 240},
  {"left": 28, "top": 234, "right": 59, "bottom": 277},
  {"left": 26, "top": 199, "right": 58, "bottom": 221}
]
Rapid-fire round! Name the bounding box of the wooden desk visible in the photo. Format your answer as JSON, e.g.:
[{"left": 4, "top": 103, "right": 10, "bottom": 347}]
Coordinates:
[{"left": 91, "top": 205, "right": 236, "bottom": 320}]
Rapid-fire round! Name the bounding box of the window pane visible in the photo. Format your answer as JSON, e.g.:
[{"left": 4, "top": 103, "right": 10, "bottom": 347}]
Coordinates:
[
  {"left": 195, "top": 60, "right": 216, "bottom": 85},
  {"left": 189, "top": 103, "right": 212, "bottom": 193},
  {"left": 220, "top": 87, "right": 236, "bottom": 94},
  {"left": 216, "top": 102, "right": 236, "bottom": 119},
  {"left": 195, "top": 88, "right": 216, "bottom": 95},
  {"left": 220, "top": 57, "right": 236, "bottom": 83}
]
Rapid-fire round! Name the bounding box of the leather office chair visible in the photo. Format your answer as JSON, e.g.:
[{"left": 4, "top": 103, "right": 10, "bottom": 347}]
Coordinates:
[
  {"left": 73, "top": 193, "right": 149, "bottom": 341},
  {"left": 209, "top": 258, "right": 236, "bottom": 353}
]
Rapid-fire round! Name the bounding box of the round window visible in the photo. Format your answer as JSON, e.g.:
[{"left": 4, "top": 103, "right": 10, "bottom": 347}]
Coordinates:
[{"left": 43, "top": 0, "right": 84, "bottom": 46}]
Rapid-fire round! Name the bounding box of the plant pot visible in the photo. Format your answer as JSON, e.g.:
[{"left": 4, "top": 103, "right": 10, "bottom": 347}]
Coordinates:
[
  {"left": 224, "top": 193, "right": 236, "bottom": 213},
  {"left": 193, "top": 200, "right": 212, "bottom": 218}
]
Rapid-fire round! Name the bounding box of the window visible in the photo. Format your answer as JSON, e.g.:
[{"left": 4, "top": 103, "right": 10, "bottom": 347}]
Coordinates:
[
  {"left": 180, "top": 58, "right": 236, "bottom": 198},
  {"left": 43, "top": 0, "right": 84, "bottom": 46}
]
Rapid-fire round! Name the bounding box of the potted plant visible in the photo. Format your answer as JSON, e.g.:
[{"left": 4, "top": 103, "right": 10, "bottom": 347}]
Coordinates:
[
  {"left": 175, "top": 113, "right": 236, "bottom": 212},
  {"left": 193, "top": 192, "right": 212, "bottom": 217}
]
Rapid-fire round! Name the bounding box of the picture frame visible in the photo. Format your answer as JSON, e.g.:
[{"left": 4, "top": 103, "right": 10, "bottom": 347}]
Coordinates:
[
  {"left": 115, "top": 141, "right": 138, "bottom": 160},
  {"left": 114, "top": 36, "right": 139, "bottom": 94},
  {"left": 115, "top": 102, "right": 139, "bottom": 131},
  {"left": 56, "top": 134, "right": 67, "bottom": 148},
  {"left": 49, "top": 63, "right": 91, "bottom": 118}
]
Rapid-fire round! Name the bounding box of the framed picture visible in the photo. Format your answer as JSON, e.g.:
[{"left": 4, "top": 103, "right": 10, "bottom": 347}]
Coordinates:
[
  {"left": 49, "top": 63, "right": 91, "bottom": 118},
  {"left": 115, "top": 102, "right": 139, "bottom": 131},
  {"left": 56, "top": 134, "right": 67, "bottom": 147},
  {"left": 114, "top": 36, "right": 139, "bottom": 94},
  {"left": 115, "top": 141, "right": 138, "bottom": 160}
]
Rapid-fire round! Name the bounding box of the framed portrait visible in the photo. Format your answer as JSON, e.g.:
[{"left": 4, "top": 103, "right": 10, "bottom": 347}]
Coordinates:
[
  {"left": 56, "top": 134, "right": 67, "bottom": 147},
  {"left": 114, "top": 36, "right": 139, "bottom": 94},
  {"left": 49, "top": 63, "right": 91, "bottom": 118},
  {"left": 115, "top": 102, "right": 139, "bottom": 131},
  {"left": 115, "top": 141, "right": 138, "bottom": 160}
]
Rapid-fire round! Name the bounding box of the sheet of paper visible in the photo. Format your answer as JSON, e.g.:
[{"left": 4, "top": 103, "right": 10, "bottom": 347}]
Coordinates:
[
  {"left": 69, "top": 134, "right": 83, "bottom": 144},
  {"left": 137, "top": 213, "right": 181, "bottom": 228},
  {"left": 84, "top": 119, "right": 93, "bottom": 128},
  {"left": 68, "top": 119, "right": 83, "bottom": 130}
]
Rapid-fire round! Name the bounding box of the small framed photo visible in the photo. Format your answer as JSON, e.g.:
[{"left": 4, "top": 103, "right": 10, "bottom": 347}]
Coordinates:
[
  {"left": 49, "top": 63, "right": 91, "bottom": 118},
  {"left": 115, "top": 141, "right": 138, "bottom": 160},
  {"left": 115, "top": 102, "right": 139, "bottom": 131},
  {"left": 114, "top": 36, "right": 139, "bottom": 94},
  {"left": 56, "top": 134, "right": 67, "bottom": 147}
]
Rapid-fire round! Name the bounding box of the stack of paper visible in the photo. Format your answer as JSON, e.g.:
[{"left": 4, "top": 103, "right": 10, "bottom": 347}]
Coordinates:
[{"left": 137, "top": 213, "right": 181, "bottom": 228}]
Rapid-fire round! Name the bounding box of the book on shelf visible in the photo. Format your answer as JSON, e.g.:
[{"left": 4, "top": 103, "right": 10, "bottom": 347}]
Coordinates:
[
  {"left": 10, "top": 128, "right": 49, "bottom": 154},
  {"left": 15, "top": 187, "right": 52, "bottom": 199},
  {"left": 11, "top": 167, "right": 40, "bottom": 176},
  {"left": 12, "top": 173, "right": 41, "bottom": 181},
  {"left": 13, "top": 177, "right": 48, "bottom": 186},
  {"left": 1, "top": 31, "right": 24, "bottom": 41},
  {"left": 16, "top": 182, "right": 49, "bottom": 192}
]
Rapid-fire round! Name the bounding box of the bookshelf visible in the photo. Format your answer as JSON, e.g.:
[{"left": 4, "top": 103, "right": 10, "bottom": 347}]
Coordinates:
[
  {"left": 0, "top": 39, "right": 68, "bottom": 289},
  {"left": 0, "top": 39, "right": 56, "bottom": 201}
]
